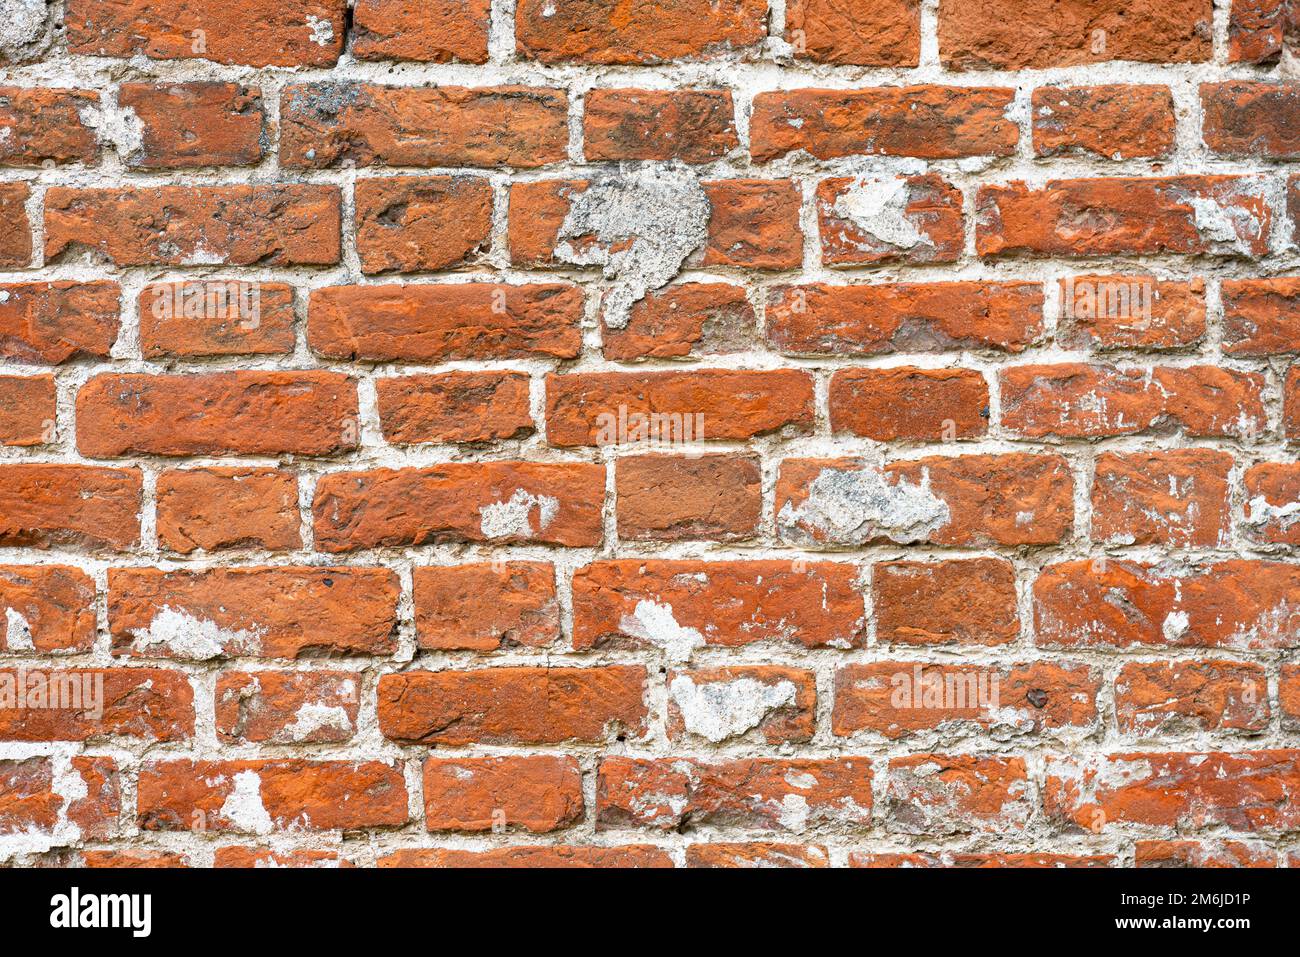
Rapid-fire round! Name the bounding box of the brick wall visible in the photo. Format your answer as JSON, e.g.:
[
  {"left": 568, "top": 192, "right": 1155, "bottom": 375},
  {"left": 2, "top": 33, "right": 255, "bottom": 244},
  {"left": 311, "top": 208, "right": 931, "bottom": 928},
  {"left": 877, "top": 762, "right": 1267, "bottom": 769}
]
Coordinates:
[{"left": 1, "top": 0, "right": 1299, "bottom": 868}]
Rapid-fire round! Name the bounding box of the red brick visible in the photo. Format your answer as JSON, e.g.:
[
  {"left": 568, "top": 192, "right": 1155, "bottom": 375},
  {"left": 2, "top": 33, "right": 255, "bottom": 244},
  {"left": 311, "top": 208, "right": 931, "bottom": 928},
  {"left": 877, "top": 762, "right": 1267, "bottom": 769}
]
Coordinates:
[
  {"left": 571, "top": 559, "right": 866, "bottom": 652},
  {"left": 0, "top": 465, "right": 141, "bottom": 551},
  {"left": 44, "top": 185, "right": 341, "bottom": 266},
  {"left": 776, "top": 454, "right": 1073, "bottom": 547},
  {"left": 377, "top": 372, "right": 533, "bottom": 445},
  {"left": 977, "top": 177, "right": 1271, "bottom": 258},
  {"left": 785, "top": 0, "right": 920, "bottom": 65},
  {"left": 280, "top": 83, "right": 568, "bottom": 168},
  {"left": 829, "top": 367, "right": 988, "bottom": 441},
  {"left": 0, "top": 566, "right": 97, "bottom": 654},
  {"left": 0, "top": 374, "right": 54, "bottom": 446},
  {"left": 378, "top": 666, "right": 648, "bottom": 745},
  {"left": 1289, "top": 366, "right": 1300, "bottom": 437},
  {"left": 0, "top": 756, "right": 119, "bottom": 840},
  {"left": 817, "top": 175, "right": 963, "bottom": 266},
  {"left": 545, "top": 369, "right": 814, "bottom": 446},
  {"left": 1057, "top": 275, "right": 1206, "bottom": 350},
  {"left": 1281, "top": 664, "right": 1300, "bottom": 728},
  {"left": 1229, "top": 0, "right": 1294, "bottom": 62},
  {"left": 138, "top": 760, "right": 407, "bottom": 832},
  {"left": 157, "top": 468, "right": 300, "bottom": 555},
  {"left": 76, "top": 371, "right": 358, "bottom": 458},
  {"left": 1044, "top": 750, "right": 1300, "bottom": 832},
  {"left": 79, "top": 850, "right": 191, "bottom": 868},
  {"left": 874, "top": 558, "right": 1019, "bottom": 647},
  {"left": 751, "top": 86, "right": 1018, "bottom": 162},
  {"left": 1000, "top": 364, "right": 1266, "bottom": 439},
  {"left": 851, "top": 851, "right": 1112, "bottom": 868},
  {"left": 616, "top": 454, "right": 761, "bottom": 542},
  {"left": 0, "top": 183, "right": 30, "bottom": 267},
  {"left": 585, "top": 89, "right": 737, "bottom": 163},
  {"left": 116, "top": 82, "right": 263, "bottom": 167},
  {"left": 313, "top": 463, "right": 605, "bottom": 551},
  {"left": 515, "top": 0, "right": 765, "bottom": 64},
  {"left": 413, "top": 562, "right": 559, "bottom": 651},
  {"left": 0, "top": 281, "right": 120, "bottom": 364},
  {"left": 939, "top": 0, "right": 1212, "bottom": 69},
  {"left": 767, "top": 282, "right": 1044, "bottom": 356},
  {"left": 597, "top": 757, "right": 873, "bottom": 832},
  {"left": 667, "top": 666, "right": 817, "bottom": 744},
  {"left": 308, "top": 283, "right": 582, "bottom": 362},
  {"left": 0, "top": 668, "right": 193, "bottom": 742},
  {"left": 215, "top": 671, "right": 360, "bottom": 744},
  {"left": 352, "top": 0, "right": 490, "bottom": 63},
  {"left": 1114, "top": 661, "right": 1269, "bottom": 735},
  {"left": 214, "top": 847, "right": 348, "bottom": 868},
  {"left": 1203, "top": 82, "right": 1300, "bottom": 159},
  {"left": 1034, "top": 559, "right": 1300, "bottom": 650},
  {"left": 1032, "top": 85, "right": 1175, "bottom": 159},
  {"left": 687, "top": 843, "right": 829, "bottom": 867},
  {"left": 138, "top": 281, "right": 294, "bottom": 358},
  {"left": 423, "top": 756, "right": 582, "bottom": 833},
  {"left": 355, "top": 176, "right": 492, "bottom": 274},
  {"left": 699, "top": 179, "right": 803, "bottom": 270},
  {"left": 1135, "top": 840, "right": 1276, "bottom": 868},
  {"left": 1243, "top": 462, "right": 1300, "bottom": 544},
  {"left": 834, "top": 662, "right": 1098, "bottom": 739},
  {"left": 108, "top": 567, "right": 399, "bottom": 659},
  {"left": 1091, "top": 449, "right": 1233, "bottom": 548},
  {"left": 601, "top": 283, "right": 757, "bottom": 361},
  {"left": 0, "top": 87, "right": 98, "bottom": 166},
  {"left": 66, "top": 0, "right": 346, "bottom": 66},
  {"left": 1222, "top": 277, "right": 1300, "bottom": 354},
  {"left": 886, "top": 755, "right": 1030, "bottom": 835},
  {"left": 379, "top": 846, "right": 672, "bottom": 868}
]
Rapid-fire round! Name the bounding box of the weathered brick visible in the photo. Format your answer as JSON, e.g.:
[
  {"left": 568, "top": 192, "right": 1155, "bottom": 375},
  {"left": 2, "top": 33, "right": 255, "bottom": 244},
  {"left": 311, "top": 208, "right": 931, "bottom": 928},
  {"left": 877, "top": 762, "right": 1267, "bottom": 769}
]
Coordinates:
[
  {"left": 116, "top": 82, "right": 263, "bottom": 167},
  {"left": 817, "top": 175, "right": 963, "bottom": 266},
  {"left": 109, "top": 567, "right": 399, "bottom": 659},
  {"left": 0, "top": 566, "right": 97, "bottom": 654},
  {"left": 829, "top": 367, "right": 989, "bottom": 441},
  {"left": 413, "top": 562, "right": 559, "bottom": 651},
  {"left": 352, "top": 0, "right": 491, "bottom": 63},
  {"left": 423, "top": 756, "right": 583, "bottom": 833},
  {"left": 571, "top": 560, "right": 866, "bottom": 652},
  {"left": 515, "top": 0, "right": 766, "bottom": 64},
  {"left": 1114, "top": 661, "right": 1269, "bottom": 735},
  {"left": 886, "top": 755, "right": 1031, "bottom": 835},
  {"left": 280, "top": 83, "right": 568, "bottom": 168},
  {"left": 1222, "top": 277, "right": 1300, "bottom": 354},
  {"left": 1135, "top": 840, "right": 1276, "bottom": 868},
  {"left": 0, "top": 465, "right": 141, "bottom": 551},
  {"left": 313, "top": 463, "right": 605, "bottom": 551},
  {"left": 0, "top": 87, "right": 98, "bottom": 166},
  {"left": 1202, "top": 82, "right": 1300, "bottom": 159},
  {"left": 1057, "top": 276, "right": 1205, "bottom": 350},
  {"left": 584, "top": 89, "right": 737, "bottom": 163},
  {"left": 0, "top": 281, "right": 120, "bottom": 364},
  {"left": 615, "top": 454, "right": 761, "bottom": 542},
  {"left": 66, "top": 0, "right": 347, "bottom": 66},
  {"left": 1035, "top": 559, "right": 1300, "bottom": 650},
  {"left": 1091, "top": 449, "right": 1233, "bottom": 548},
  {"left": 939, "top": 0, "right": 1212, "bottom": 69},
  {"left": 1032, "top": 85, "right": 1175, "bottom": 159},
  {"left": 785, "top": 0, "right": 920, "bottom": 65},
  {"left": 767, "top": 282, "right": 1044, "bottom": 356},
  {"left": 667, "top": 666, "right": 817, "bottom": 744},
  {"left": 597, "top": 757, "right": 873, "bottom": 832},
  {"left": 215, "top": 671, "right": 360, "bottom": 744},
  {"left": 601, "top": 283, "right": 757, "bottom": 361},
  {"left": 156, "top": 468, "right": 300, "bottom": 554},
  {"left": 378, "top": 667, "right": 648, "bottom": 745},
  {"left": 308, "top": 283, "right": 583, "bottom": 362},
  {"left": 354, "top": 175, "right": 492, "bottom": 274},
  {"left": 45, "top": 185, "right": 341, "bottom": 266},
  {"left": 0, "top": 183, "right": 30, "bottom": 267},
  {"left": 545, "top": 369, "right": 814, "bottom": 446},
  {"left": 0, "top": 374, "right": 54, "bottom": 446},
  {"left": 379, "top": 846, "right": 672, "bottom": 868},
  {"left": 138, "top": 760, "right": 407, "bottom": 832},
  {"left": 76, "top": 372, "right": 358, "bottom": 458},
  {"left": 1243, "top": 462, "right": 1300, "bottom": 545},
  {"left": 874, "top": 558, "right": 1019, "bottom": 647},
  {"left": 977, "top": 177, "right": 1271, "bottom": 258},
  {"left": 776, "top": 454, "right": 1073, "bottom": 547},
  {"left": 0, "top": 668, "right": 193, "bottom": 742},
  {"left": 751, "top": 87, "right": 1018, "bottom": 162},
  {"left": 376, "top": 372, "right": 533, "bottom": 445},
  {"left": 138, "top": 281, "right": 295, "bottom": 358}
]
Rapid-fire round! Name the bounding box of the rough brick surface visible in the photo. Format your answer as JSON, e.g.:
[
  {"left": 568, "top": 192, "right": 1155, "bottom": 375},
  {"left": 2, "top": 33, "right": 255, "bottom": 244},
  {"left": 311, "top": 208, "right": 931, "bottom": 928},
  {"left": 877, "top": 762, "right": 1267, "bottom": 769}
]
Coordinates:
[{"left": 3, "top": 0, "right": 1298, "bottom": 872}]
